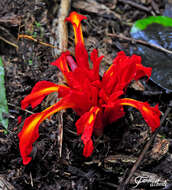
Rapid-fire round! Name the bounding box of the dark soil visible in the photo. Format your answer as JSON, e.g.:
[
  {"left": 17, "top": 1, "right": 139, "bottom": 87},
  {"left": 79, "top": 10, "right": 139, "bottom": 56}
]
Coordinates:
[{"left": 0, "top": 0, "right": 172, "bottom": 190}]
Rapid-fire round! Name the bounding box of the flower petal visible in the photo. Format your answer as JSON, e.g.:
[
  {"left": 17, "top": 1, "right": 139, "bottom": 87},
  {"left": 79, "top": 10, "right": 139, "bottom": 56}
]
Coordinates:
[
  {"left": 108, "top": 90, "right": 124, "bottom": 103},
  {"left": 65, "top": 12, "right": 87, "bottom": 45},
  {"left": 21, "top": 81, "right": 70, "bottom": 109},
  {"left": 18, "top": 113, "right": 43, "bottom": 165},
  {"left": 90, "top": 49, "right": 104, "bottom": 80},
  {"left": 18, "top": 95, "right": 75, "bottom": 165},
  {"left": 51, "top": 51, "right": 71, "bottom": 81},
  {"left": 103, "top": 103, "right": 125, "bottom": 125},
  {"left": 75, "top": 106, "right": 100, "bottom": 157},
  {"left": 128, "top": 54, "right": 152, "bottom": 80},
  {"left": 17, "top": 116, "right": 22, "bottom": 125},
  {"left": 102, "top": 51, "right": 151, "bottom": 94},
  {"left": 119, "top": 98, "right": 161, "bottom": 132},
  {"left": 66, "top": 55, "right": 78, "bottom": 71},
  {"left": 102, "top": 64, "right": 116, "bottom": 93},
  {"left": 113, "top": 51, "right": 136, "bottom": 90},
  {"left": 66, "top": 12, "right": 89, "bottom": 69},
  {"left": 136, "top": 62, "right": 152, "bottom": 80},
  {"left": 83, "top": 139, "right": 94, "bottom": 158},
  {"left": 93, "top": 109, "right": 104, "bottom": 136}
]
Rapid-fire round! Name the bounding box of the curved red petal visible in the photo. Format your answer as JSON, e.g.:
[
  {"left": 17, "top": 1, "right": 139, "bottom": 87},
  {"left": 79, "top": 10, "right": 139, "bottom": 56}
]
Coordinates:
[
  {"left": 18, "top": 113, "right": 43, "bottom": 165},
  {"left": 51, "top": 51, "right": 71, "bottom": 80},
  {"left": 129, "top": 54, "right": 152, "bottom": 80},
  {"left": 119, "top": 98, "right": 161, "bottom": 132},
  {"left": 66, "top": 12, "right": 89, "bottom": 69},
  {"left": 75, "top": 107, "right": 101, "bottom": 157},
  {"left": 65, "top": 12, "right": 87, "bottom": 44},
  {"left": 135, "top": 63, "right": 152, "bottom": 80},
  {"left": 21, "top": 81, "right": 69, "bottom": 109},
  {"left": 18, "top": 95, "right": 75, "bottom": 165},
  {"left": 83, "top": 139, "right": 94, "bottom": 157}
]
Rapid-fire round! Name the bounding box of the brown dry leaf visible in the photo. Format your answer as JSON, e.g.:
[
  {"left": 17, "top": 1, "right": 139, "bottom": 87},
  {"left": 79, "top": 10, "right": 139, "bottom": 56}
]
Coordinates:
[{"left": 149, "top": 135, "right": 169, "bottom": 161}]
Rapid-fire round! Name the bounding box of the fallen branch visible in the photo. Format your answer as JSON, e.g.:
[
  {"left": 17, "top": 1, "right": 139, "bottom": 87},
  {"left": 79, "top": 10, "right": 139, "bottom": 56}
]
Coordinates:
[{"left": 107, "top": 33, "right": 172, "bottom": 55}]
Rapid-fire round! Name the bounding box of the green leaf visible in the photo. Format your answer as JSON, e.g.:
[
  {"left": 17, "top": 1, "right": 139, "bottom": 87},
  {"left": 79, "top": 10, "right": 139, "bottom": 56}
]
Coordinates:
[
  {"left": 131, "top": 16, "right": 172, "bottom": 34},
  {"left": 0, "top": 57, "right": 8, "bottom": 129},
  {"left": 130, "top": 16, "right": 172, "bottom": 92}
]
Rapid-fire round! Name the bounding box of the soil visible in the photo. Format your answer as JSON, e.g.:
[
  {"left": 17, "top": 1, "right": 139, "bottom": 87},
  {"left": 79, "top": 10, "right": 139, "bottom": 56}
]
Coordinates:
[{"left": 0, "top": 0, "right": 172, "bottom": 190}]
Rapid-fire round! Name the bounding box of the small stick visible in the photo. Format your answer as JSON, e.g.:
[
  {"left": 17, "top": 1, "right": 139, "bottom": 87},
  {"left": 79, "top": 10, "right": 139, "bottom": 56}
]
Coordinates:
[
  {"left": 107, "top": 33, "right": 172, "bottom": 55},
  {"left": 117, "top": 101, "right": 172, "bottom": 190},
  {"left": 58, "top": 110, "right": 64, "bottom": 158},
  {"left": 8, "top": 103, "right": 34, "bottom": 115},
  {"left": 30, "top": 172, "right": 34, "bottom": 187},
  {"left": 118, "top": 0, "right": 151, "bottom": 12},
  {"left": 18, "top": 34, "right": 57, "bottom": 49},
  {"left": 0, "top": 36, "right": 18, "bottom": 49}
]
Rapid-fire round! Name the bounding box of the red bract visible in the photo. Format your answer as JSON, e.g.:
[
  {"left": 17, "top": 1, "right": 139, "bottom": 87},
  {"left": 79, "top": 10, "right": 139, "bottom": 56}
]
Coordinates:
[{"left": 18, "top": 12, "right": 161, "bottom": 165}]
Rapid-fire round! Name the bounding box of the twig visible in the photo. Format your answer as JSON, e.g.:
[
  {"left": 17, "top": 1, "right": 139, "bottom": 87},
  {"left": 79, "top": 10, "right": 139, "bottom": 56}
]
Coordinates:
[
  {"left": 18, "top": 34, "right": 57, "bottom": 49},
  {"left": 30, "top": 172, "right": 34, "bottom": 187},
  {"left": 118, "top": 0, "right": 151, "bottom": 12},
  {"left": 8, "top": 103, "right": 34, "bottom": 115},
  {"left": 117, "top": 100, "right": 172, "bottom": 190},
  {"left": 8, "top": 103, "right": 54, "bottom": 125},
  {"left": 58, "top": 110, "right": 64, "bottom": 158},
  {"left": 0, "top": 25, "right": 18, "bottom": 49},
  {"left": 0, "top": 36, "right": 18, "bottom": 49},
  {"left": 107, "top": 33, "right": 172, "bottom": 55}
]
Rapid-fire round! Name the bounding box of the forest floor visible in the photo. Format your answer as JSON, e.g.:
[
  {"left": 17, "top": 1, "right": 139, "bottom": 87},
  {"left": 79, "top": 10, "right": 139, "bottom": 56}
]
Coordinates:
[{"left": 0, "top": 0, "right": 172, "bottom": 189}]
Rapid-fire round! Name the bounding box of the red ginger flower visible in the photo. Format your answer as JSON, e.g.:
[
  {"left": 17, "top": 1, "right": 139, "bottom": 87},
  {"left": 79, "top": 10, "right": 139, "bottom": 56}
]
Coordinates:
[{"left": 18, "top": 12, "right": 161, "bottom": 165}]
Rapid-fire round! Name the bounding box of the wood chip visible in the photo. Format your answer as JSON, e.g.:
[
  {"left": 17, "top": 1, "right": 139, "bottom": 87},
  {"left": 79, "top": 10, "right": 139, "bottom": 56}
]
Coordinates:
[
  {"left": 130, "top": 81, "right": 145, "bottom": 91},
  {"left": 0, "top": 175, "right": 15, "bottom": 190}
]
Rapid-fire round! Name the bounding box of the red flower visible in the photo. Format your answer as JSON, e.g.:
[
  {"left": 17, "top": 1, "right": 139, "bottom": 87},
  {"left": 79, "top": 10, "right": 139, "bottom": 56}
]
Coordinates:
[{"left": 18, "top": 12, "right": 160, "bottom": 165}]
